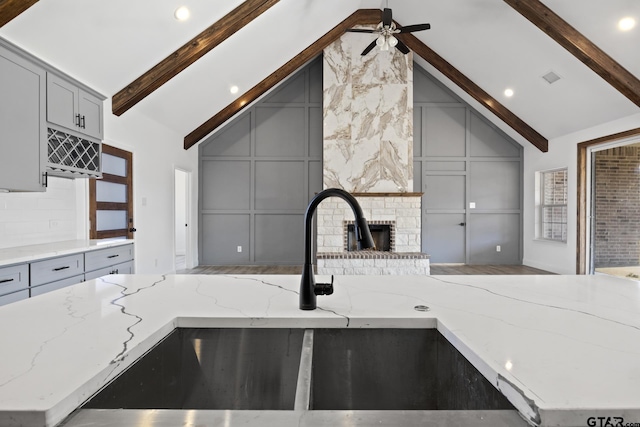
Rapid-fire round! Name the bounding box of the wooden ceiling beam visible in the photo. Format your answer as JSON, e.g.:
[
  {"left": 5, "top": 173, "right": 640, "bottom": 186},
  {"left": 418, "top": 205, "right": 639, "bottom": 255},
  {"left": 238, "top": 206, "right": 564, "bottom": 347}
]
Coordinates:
[
  {"left": 399, "top": 32, "right": 548, "bottom": 152},
  {"left": 184, "top": 9, "right": 382, "bottom": 149},
  {"left": 505, "top": 0, "right": 640, "bottom": 107},
  {"left": 112, "top": 0, "right": 280, "bottom": 117},
  {"left": 185, "top": 8, "right": 547, "bottom": 152},
  {"left": 0, "top": 0, "right": 39, "bottom": 27}
]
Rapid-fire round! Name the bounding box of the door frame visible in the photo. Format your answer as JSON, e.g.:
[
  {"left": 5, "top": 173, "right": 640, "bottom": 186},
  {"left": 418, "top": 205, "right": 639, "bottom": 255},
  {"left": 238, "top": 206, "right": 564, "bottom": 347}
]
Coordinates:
[
  {"left": 89, "top": 144, "right": 134, "bottom": 239},
  {"left": 174, "top": 167, "right": 192, "bottom": 270},
  {"left": 577, "top": 128, "right": 640, "bottom": 274}
]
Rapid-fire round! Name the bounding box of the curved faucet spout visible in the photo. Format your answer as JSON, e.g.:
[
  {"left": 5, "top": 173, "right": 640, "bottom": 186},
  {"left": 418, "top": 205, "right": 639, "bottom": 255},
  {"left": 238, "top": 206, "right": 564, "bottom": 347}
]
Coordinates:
[{"left": 300, "top": 188, "right": 375, "bottom": 310}]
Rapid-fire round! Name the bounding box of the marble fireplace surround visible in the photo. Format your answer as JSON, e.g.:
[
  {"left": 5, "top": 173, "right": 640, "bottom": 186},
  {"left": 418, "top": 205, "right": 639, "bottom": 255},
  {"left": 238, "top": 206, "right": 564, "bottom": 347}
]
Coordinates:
[{"left": 318, "top": 31, "right": 429, "bottom": 275}]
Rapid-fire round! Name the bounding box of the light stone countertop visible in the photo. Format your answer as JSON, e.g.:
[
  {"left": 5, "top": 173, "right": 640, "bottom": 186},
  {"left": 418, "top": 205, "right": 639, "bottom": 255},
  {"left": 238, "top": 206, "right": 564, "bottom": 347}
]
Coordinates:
[
  {"left": 0, "top": 273, "right": 638, "bottom": 427},
  {"left": 0, "top": 239, "right": 135, "bottom": 267}
]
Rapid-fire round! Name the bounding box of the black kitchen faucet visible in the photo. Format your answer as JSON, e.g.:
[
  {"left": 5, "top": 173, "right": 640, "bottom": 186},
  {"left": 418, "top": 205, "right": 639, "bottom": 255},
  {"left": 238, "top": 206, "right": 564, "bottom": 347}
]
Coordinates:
[{"left": 299, "top": 188, "right": 375, "bottom": 310}]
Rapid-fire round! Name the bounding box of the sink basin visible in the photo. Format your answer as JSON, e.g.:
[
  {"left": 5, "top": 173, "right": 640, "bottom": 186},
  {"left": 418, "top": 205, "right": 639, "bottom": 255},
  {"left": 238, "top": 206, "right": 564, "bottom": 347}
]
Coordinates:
[
  {"left": 84, "top": 328, "right": 305, "bottom": 410},
  {"left": 309, "top": 328, "right": 514, "bottom": 411},
  {"left": 84, "top": 327, "right": 513, "bottom": 413}
]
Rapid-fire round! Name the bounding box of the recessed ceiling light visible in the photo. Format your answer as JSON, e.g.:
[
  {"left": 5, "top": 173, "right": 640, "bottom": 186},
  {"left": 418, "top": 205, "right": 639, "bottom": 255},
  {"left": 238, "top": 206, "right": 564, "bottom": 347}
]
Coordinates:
[
  {"left": 174, "top": 6, "right": 190, "bottom": 21},
  {"left": 504, "top": 88, "right": 514, "bottom": 97},
  {"left": 230, "top": 85, "right": 239, "bottom": 94},
  {"left": 618, "top": 17, "right": 635, "bottom": 31}
]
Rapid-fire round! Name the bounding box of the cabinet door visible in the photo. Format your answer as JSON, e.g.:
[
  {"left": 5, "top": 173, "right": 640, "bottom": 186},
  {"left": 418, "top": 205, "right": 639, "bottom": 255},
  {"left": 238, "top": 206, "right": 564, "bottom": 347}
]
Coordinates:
[
  {"left": 79, "top": 89, "right": 103, "bottom": 139},
  {"left": 0, "top": 46, "right": 46, "bottom": 192},
  {"left": 46, "top": 73, "right": 78, "bottom": 132}
]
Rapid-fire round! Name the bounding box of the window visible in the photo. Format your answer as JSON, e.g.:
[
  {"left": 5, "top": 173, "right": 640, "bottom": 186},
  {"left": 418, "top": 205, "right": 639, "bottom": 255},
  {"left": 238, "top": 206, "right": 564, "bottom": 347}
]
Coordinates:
[{"left": 539, "top": 168, "right": 568, "bottom": 242}]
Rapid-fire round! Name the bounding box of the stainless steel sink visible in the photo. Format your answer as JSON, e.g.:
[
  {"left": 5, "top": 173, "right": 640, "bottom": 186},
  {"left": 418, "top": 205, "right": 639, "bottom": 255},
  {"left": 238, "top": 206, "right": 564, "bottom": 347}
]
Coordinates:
[
  {"left": 84, "top": 328, "right": 305, "bottom": 410},
  {"left": 75, "top": 327, "right": 524, "bottom": 427},
  {"left": 308, "top": 328, "right": 514, "bottom": 410}
]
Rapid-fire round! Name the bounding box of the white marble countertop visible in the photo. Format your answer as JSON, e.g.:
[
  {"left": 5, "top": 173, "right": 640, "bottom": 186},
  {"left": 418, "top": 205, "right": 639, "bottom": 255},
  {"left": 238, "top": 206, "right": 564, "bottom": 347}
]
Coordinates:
[
  {"left": 0, "top": 239, "right": 134, "bottom": 267},
  {"left": 0, "top": 273, "right": 639, "bottom": 427}
]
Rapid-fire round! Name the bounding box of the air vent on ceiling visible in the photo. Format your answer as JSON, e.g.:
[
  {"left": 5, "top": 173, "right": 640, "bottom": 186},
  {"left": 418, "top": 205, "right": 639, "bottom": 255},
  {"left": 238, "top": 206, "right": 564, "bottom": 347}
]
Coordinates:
[{"left": 542, "top": 71, "right": 561, "bottom": 84}]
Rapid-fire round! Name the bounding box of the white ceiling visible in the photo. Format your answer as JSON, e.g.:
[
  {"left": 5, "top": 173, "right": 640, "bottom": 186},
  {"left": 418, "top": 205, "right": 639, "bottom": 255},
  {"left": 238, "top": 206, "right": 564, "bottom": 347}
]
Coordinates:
[{"left": 1, "top": 0, "right": 639, "bottom": 148}]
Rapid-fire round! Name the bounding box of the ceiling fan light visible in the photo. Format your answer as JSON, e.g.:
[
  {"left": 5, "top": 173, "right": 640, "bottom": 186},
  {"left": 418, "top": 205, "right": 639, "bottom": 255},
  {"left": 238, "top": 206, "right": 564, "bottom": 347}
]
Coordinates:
[
  {"left": 376, "top": 35, "right": 386, "bottom": 47},
  {"left": 388, "top": 35, "right": 398, "bottom": 47}
]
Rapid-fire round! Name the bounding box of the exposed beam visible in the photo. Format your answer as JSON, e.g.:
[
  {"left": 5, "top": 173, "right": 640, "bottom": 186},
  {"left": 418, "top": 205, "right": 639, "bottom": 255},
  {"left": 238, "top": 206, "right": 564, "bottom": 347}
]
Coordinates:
[
  {"left": 184, "top": 9, "right": 382, "bottom": 149},
  {"left": 185, "top": 8, "right": 547, "bottom": 152},
  {"left": 0, "top": 0, "right": 39, "bottom": 27},
  {"left": 398, "top": 32, "right": 548, "bottom": 152},
  {"left": 112, "top": 0, "right": 280, "bottom": 117},
  {"left": 505, "top": 0, "right": 640, "bottom": 107}
]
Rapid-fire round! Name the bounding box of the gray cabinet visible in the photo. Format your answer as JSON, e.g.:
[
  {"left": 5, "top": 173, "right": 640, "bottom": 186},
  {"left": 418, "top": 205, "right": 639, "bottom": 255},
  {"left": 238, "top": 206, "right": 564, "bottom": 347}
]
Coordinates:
[
  {"left": 30, "top": 253, "right": 84, "bottom": 288},
  {"left": 84, "top": 244, "right": 135, "bottom": 280},
  {"left": 0, "top": 264, "right": 30, "bottom": 306},
  {"left": 47, "top": 73, "right": 103, "bottom": 140},
  {"left": 0, "top": 37, "right": 105, "bottom": 191},
  {"left": 0, "top": 243, "right": 134, "bottom": 304},
  {"left": 31, "top": 274, "right": 85, "bottom": 297},
  {"left": 0, "top": 41, "right": 47, "bottom": 192}
]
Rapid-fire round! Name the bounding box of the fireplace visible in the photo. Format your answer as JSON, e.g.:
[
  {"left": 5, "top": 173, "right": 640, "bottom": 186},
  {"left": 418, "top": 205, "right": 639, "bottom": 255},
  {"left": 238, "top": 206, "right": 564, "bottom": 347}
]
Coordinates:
[{"left": 345, "top": 221, "right": 394, "bottom": 252}]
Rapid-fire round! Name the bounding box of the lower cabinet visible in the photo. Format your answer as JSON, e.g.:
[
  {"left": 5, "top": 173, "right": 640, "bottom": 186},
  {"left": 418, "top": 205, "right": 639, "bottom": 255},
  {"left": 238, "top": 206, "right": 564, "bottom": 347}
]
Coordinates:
[
  {"left": 0, "top": 243, "right": 134, "bottom": 304},
  {"left": 0, "top": 264, "right": 30, "bottom": 307},
  {"left": 0, "top": 290, "right": 30, "bottom": 306},
  {"left": 30, "top": 253, "right": 84, "bottom": 287},
  {"left": 84, "top": 244, "right": 135, "bottom": 280},
  {"left": 31, "top": 274, "right": 85, "bottom": 297},
  {"left": 85, "top": 260, "right": 134, "bottom": 281}
]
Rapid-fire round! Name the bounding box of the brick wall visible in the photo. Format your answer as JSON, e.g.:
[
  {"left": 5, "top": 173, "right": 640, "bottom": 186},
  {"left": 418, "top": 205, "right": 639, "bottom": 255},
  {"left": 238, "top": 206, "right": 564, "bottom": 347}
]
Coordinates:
[{"left": 594, "top": 145, "right": 640, "bottom": 267}]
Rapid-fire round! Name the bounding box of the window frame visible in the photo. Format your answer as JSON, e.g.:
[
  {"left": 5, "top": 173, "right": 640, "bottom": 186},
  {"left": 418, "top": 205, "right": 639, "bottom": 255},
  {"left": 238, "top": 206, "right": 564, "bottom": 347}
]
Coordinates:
[{"left": 539, "top": 168, "right": 568, "bottom": 243}]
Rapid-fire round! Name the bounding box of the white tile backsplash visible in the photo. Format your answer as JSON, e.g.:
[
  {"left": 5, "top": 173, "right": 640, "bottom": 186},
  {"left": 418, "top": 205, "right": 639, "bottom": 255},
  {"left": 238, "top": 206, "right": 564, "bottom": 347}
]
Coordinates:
[{"left": 0, "top": 177, "right": 80, "bottom": 249}]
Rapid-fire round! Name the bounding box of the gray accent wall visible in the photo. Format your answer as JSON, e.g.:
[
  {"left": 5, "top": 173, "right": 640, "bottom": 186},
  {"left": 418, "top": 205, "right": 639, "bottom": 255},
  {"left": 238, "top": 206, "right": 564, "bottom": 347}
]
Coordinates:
[
  {"left": 413, "top": 65, "right": 523, "bottom": 264},
  {"left": 199, "top": 58, "right": 323, "bottom": 265}
]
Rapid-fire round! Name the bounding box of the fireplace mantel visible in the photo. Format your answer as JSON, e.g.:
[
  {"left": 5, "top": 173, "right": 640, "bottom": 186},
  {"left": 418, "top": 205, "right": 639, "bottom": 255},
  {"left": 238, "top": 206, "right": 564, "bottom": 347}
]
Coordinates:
[{"left": 347, "top": 192, "right": 424, "bottom": 197}]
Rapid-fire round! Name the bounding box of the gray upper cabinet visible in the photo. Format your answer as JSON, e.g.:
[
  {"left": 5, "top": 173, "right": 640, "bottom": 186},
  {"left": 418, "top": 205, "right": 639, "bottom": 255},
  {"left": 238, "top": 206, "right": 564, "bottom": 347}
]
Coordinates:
[
  {"left": 0, "top": 42, "right": 47, "bottom": 192},
  {"left": 0, "top": 37, "right": 104, "bottom": 190},
  {"left": 47, "top": 73, "right": 103, "bottom": 140}
]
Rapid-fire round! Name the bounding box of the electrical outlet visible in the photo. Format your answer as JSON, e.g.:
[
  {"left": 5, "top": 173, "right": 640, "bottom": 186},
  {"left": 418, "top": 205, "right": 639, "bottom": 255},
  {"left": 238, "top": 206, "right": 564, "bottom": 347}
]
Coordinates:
[
  {"left": 237, "top": 246, "right": 242, "bottom": 253},
  {"left": 496, "top": 245, "right": 501, "bottom": 252},
  {"left": 154, "top": 258, "right": 158, "bottom": 267},
  {"left": 469, "top": 202, "right": 476, "bottom": 209},
  {"left": 49, "top": 220, "right": 59, "bottom": 229}
]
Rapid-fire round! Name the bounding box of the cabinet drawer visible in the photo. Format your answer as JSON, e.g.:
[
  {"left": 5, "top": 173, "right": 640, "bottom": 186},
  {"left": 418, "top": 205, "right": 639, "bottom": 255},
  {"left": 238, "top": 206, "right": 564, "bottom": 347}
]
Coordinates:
[
  {"left": 85, "top": 244, "right": 133, "bottom": 272},
  {"left": 30, "top": 254, "right": 84, "bottom": 287},
  {"left": 0, "top": 264, "right": 29, "bottom": 296},
  {"left": 0, "top": 289, "right": 29, "bottom": 306},
  {"left": 31, "top": 274, "right": 85, "bottom": 297},
  {"left": 85, "top": 260, "right": 134, "bottom": 281}
]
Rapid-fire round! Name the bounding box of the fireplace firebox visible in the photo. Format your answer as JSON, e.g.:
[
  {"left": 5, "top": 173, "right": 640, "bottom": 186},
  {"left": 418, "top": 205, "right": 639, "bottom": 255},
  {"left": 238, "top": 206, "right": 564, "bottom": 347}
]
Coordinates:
[{"left": 346, "top": 222, "right": 393, "bottom": 252}]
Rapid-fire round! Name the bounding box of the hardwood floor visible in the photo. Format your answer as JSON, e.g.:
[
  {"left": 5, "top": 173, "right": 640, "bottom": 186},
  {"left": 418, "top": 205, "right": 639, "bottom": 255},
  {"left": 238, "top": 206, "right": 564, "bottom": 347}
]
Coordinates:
[
  {"left": 176, "top": 265, "right": 303, "bottom": 274},
  {"left": 429, "top": 264, "right": 554, "bottom": 275},
  {"left": 176, "top": 264, "right": 553, "bottom": 275}
]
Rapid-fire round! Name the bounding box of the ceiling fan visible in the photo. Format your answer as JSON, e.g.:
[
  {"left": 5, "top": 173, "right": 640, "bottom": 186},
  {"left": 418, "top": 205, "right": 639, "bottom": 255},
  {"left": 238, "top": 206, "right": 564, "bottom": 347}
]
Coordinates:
[{"left": 346, "top": 7, "right": 430, "bottom": 56}]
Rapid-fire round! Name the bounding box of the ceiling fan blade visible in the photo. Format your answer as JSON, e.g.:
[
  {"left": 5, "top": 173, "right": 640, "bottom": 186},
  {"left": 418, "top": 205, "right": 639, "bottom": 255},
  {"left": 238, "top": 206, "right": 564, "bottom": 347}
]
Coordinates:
[
  {"left": 346, "top": 28, "right": 376, "bottom": 33},
  {"left": 382, "top": 8, "right": 392, "bottom": 27},
  {"left": 398, "top": 23, "right": 431, "bottom": 33},
  {"left": 395, "top": 39, "right": 410, "bottom": 54},
  {"left": 361, "top": 39, "right": 378, "bottom": 56}
]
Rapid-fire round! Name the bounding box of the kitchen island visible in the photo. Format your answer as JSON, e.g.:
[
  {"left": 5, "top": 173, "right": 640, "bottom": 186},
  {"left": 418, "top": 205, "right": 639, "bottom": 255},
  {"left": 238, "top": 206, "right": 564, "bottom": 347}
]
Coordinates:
[{"left": 0, "top": 273, "right": 638, "bottom": 427}]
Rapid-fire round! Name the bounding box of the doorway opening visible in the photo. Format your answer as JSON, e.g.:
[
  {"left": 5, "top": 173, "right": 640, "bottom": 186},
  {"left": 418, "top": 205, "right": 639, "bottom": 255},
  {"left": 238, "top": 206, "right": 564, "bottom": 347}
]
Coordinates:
[
  {"left": 174, "top": 169, "right": 191, "bottom": 271},
  {"left": 585, "top": 139, "right": 640, "bottom": 278}
]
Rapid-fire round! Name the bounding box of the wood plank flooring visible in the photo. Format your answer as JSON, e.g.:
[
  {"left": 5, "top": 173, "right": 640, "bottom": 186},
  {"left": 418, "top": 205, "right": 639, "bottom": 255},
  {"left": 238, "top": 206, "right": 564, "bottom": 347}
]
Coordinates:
[
  {"left": 177, "top": 264, "right": 553, "bottom": 275},
  {"left": 429, "top": 264, "right": 554, "bottom": 275}
]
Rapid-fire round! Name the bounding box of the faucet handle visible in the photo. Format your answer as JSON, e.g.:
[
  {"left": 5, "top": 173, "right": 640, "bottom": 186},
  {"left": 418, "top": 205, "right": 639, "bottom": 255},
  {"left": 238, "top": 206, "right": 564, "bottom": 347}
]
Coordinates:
[{"left": 314, "top": 275, "right": 334, "bottom": 296}]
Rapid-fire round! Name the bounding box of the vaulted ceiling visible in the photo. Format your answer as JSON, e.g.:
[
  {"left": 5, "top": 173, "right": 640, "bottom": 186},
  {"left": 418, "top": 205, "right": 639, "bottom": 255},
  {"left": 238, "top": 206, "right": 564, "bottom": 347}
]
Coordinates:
[{"left": 1, "top": 0, "right": 639, "bottom": 152}]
